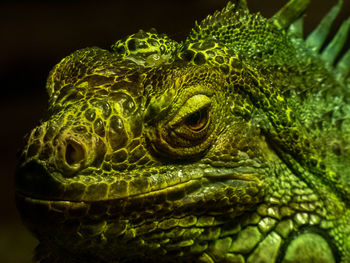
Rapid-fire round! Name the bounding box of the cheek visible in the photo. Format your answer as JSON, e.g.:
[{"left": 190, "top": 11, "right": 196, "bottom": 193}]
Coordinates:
[{"left": 205, "top": 121, "right": 264, "bottom": 162}]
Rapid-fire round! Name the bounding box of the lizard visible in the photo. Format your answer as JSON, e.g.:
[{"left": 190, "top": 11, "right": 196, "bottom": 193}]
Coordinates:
[{"left": 15, "top": 0, "right": 350, "bottom": 262}]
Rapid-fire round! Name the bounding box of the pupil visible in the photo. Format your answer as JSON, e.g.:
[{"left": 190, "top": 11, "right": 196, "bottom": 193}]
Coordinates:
[
  {"left": 188, "top": 111, "right": 201, "bottom": 125},
  {"left": 185, "top": 107, "right": 209, "bottom": 131}
]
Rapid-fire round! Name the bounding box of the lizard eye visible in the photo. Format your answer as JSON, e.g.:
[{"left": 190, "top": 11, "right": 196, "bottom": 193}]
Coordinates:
[
  {"left": 169, "top": 97, "right": 212, "bottom": 144},
  {"left": 145, "top": 93, "right": 218, "bottom": 159},
  {"left": 185, "top": 107, "right": 209, "bottom": 131}
]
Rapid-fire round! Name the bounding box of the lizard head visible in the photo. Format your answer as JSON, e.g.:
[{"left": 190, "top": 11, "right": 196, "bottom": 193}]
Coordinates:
[
  {"left": 15, "top": 0, "right": 350, "bottom": 262},
  {"left": 15, "top": 28, "right": 269, "bottom": 261}
]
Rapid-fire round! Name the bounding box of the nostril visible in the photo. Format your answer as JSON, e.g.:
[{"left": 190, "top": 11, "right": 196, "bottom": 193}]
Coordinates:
[{"left": 64, "top": 140, "right": 86, "bottom": 167}]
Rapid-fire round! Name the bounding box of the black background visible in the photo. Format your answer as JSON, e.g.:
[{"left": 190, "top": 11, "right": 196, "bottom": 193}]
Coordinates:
[{"left": 1, "top": 0, "right": 349, "bottom": 262}]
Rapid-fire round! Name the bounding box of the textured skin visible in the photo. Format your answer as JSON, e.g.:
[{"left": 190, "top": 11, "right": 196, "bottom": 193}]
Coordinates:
[{"left": 15, "top": 1, "right": 350, "bottom": 262}]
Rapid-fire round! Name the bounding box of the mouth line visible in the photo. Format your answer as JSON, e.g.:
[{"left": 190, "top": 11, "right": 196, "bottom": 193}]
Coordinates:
[
  {"left": 15, "top": 171, "right": 259, "bottom": 205},
  {"left": 16, "top": 172, "right": 263, "bottom": 225},
  {"left": 16, "top": 178, "right": 201, "bottom": 205},
  {"left": 15, "top": 179, "right": 204, "bottom": 222},
  {"left": 16, "top": 193, "right": 89, "bottom": 210}
]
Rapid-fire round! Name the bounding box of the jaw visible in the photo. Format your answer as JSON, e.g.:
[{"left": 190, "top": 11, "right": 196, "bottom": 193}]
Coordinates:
[{"left": 15, "top": 164, "right": 264, "bottom": 262}]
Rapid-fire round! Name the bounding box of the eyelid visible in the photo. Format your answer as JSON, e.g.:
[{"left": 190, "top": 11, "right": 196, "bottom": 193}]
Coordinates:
[{"left": 169, "top": 94, "right": 211, "bottom": 127}]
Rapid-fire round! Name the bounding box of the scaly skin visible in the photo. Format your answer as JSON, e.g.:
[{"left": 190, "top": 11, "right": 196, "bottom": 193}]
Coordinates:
[{"left": 15, "top": 0, "right": 350, "bottom": 262}]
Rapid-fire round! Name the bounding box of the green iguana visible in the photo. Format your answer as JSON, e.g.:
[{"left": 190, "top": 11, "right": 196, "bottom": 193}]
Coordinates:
[{"left": 15, "top": 0, "right": 350, "bottom": 262}]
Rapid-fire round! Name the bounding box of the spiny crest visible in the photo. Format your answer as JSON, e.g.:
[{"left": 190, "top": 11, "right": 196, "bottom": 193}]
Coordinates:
[
  {"left": 190, "top": 0, "right": 349, "bottom": 83},
  {"left": 188, "top": 0, "right": 297, "bottom": 67},
  {"left": 272, "top": 0, "right": 350, "bottom": 82},
  {"left": 188, "top": 0, "right": 250, "bottom": 45},
  {"left": 270, "top": 0, "right": 311, "bottom": 30},
  {"left": 192, "top": 0, "right": 249, "bottom": 30},
  {"left": 270, "top": 0, "right": 350, "bottom": 198},
  {"left": 188, "top": 0, "right": 349, "bottom": 202}
]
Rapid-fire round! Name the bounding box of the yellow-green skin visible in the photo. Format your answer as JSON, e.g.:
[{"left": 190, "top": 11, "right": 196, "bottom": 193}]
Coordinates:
[{"left": 15, "top": 1, "right": 350, "bottom": 262}]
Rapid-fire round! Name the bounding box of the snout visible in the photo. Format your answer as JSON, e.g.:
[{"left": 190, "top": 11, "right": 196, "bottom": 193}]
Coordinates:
[{"left": 15, "top": 120, "right": 106, "bottom": 199}]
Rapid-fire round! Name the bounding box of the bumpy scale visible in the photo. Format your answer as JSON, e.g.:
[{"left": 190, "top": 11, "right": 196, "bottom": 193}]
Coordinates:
[{"left": 15, "top": 0, "right": 350, "bottom": 262}]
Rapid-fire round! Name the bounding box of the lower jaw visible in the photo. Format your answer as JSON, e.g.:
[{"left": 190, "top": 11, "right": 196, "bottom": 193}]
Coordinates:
[
  {"left": 16, "top": 179, "right": 261, "bottom": 226},
  {"left": 16, "top": 192, "right": 262, "bottom": 263},
  {"left": 16, "top": 177, "right": 263, "bottom": 258},
  {"left": 16, "top": 177, "right": 263, "bottom": 231},
  {"left": 16, "top": 194, "right": 198, "bottom": 262}
]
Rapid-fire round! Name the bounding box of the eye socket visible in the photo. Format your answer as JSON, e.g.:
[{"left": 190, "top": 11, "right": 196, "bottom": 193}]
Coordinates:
[
  {"left": 185, "top": 107, "right": 209, "bottom": 131},
  {"left": 146, "top": 93, "right": 216, "bottom": 158}
]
